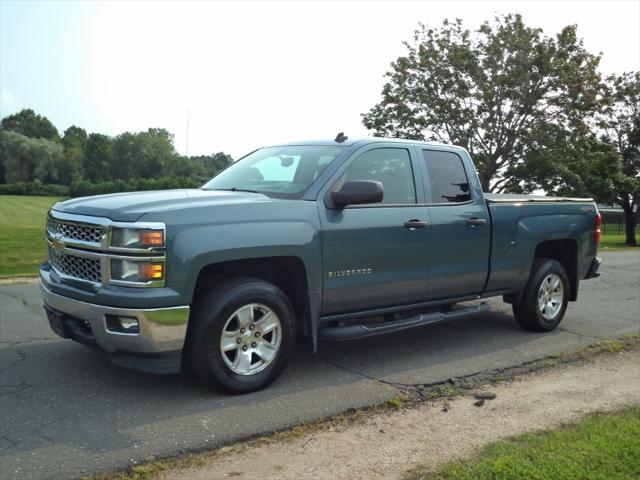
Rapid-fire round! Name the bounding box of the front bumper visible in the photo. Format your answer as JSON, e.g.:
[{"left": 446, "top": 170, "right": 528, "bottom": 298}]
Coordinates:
[{"left": 40, "top": 275, "right": 190, "bottom": 374}]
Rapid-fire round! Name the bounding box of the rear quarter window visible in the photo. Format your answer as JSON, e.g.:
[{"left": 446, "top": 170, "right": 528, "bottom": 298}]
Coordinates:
[{"left": 422, "top": 150, "right": 471, "bottom": 204}]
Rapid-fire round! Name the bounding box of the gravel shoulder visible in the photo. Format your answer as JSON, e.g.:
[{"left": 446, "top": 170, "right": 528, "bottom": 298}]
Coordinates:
[{"left": 159, "top": 348, "right": 640, "bottom": 480}]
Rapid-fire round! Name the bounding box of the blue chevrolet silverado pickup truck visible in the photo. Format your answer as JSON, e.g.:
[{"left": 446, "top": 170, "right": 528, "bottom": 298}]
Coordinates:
[{"left": 40, "top": 135, "right": 602, "bottom": 393}]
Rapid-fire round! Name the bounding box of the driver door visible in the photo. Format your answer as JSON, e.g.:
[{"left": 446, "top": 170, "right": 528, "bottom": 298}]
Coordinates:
[{"left": 318, "top": 146, "right": 432, "bottom": 315}]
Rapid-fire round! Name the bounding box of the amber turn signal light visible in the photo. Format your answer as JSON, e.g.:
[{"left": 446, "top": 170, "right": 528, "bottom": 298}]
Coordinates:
[
  {"left": 140, "top": 231, "right": 164, "bottom": 247},
  {"left": 138, "top": 263, "right": 164, "bottom": 281}
]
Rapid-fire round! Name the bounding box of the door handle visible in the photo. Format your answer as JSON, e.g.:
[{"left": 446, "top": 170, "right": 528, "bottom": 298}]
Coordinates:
[
  {"left": 467, "top": 217, "right": 487, "bottom": 226},
  {"left": 404, "top": 219, "right": 429, "bottom": 229}
]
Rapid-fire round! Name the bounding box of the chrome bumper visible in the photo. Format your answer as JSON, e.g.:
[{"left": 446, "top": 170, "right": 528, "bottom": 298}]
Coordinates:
[{"left": 40, "top": 279, "right": 190, "bottom": 355}]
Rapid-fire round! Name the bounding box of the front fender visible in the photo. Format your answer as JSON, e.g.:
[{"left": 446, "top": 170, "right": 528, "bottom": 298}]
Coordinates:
[{"left": 141, "top": 200, "right": 323, "bottom": 305}]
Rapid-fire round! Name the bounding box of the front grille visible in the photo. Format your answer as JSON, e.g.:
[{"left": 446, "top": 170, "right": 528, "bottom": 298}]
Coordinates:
[
  {"left": 47, "top": 217, "right": 103, "bottom": 244},
  {"left": 48, "top": 246, "right": 102, "bottom": 283}
]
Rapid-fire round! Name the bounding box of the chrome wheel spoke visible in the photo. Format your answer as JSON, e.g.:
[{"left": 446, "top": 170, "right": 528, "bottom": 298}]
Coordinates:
[
  {"left": 235, "top": 305, "right": 255, "bottom": 327},
  {"left": 233, "top": 350, "right": 253, "bottom": 373},
  {"left": 255, "top": 341, "right": 277, "bottom": 363},
  {"left": 257, "top": 312, "right": 279, "bottom": 334},
  {"left": 551, "top": 293, "right": 563, "bottom": 303},
  {"left": 221, "top": 331, "right": 239, "bottom": 352}
]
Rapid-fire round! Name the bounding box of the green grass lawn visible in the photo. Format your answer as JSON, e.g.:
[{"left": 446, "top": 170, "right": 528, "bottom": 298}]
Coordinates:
[
  {"left": 600, "top": 232, "right": 640, "bottom": 250},
  {"left": 404, "top": 405, "right": 640, "bottom": 480},
  {"left": 0, "top": 195, "right": 63, "bottom": 277}
]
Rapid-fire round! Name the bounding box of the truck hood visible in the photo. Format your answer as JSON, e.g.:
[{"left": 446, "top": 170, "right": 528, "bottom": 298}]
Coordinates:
[{"left": 52, "top": 189, "right": 271, "bottom": 222}]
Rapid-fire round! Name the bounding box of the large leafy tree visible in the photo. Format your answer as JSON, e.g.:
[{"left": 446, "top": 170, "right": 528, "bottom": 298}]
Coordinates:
[
  {"left": 111, "top": 131, "right": 138, "bottom": 180},
  {"left": 1, "top": 109, "right": 59, "bottom": 142},
  {"left": 133, "top": 128, "right": 177, "bottom": 178},
  {"left": 514, "top": 125, "right": 620, "bottom": 201},
  {"left": 60, "top": 126, "right": 88, "bottom": 183},
  {"left": 599, "top": 72, "right": 639, "bottom": 245},
  {"left": 1, "top": 131, "right": 64, "bottom": 183},
  {"left": 362, "top": 14, "right": 602, "bottom": 192},
  {"left": 111, "top": 128, "right": 177, "bottom": 180},
  {"left": 84, "top": 133, "right": 113, "bottom": 182},
  {"left": 62, "top": 125, "right": 87, "bottom": 151}
]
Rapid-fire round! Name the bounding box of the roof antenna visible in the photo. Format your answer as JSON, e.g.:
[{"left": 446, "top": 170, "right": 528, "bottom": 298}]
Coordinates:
[{"left": 334, "top": 132, "right": 348, "bottom": 143}]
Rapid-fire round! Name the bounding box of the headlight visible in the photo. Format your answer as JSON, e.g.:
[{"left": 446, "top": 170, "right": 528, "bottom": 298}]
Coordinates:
[
  {"left": 111, "top": 259, "right": 164, "bottom": 283},
  {"left": 111, "top": 227, "right": 164, "bottom": 249}
]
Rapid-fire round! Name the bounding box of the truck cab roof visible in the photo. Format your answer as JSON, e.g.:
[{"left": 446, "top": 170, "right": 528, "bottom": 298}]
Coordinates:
[{"left": 271, "top": 136, "right": 468, "bottom": 154}]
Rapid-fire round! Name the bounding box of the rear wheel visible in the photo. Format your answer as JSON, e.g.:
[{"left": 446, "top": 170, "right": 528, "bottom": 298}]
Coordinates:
[
  {"left": 513, "top": 258, "right": 569, "bottom": 332},
  {"left": 188, "top": 277, "right": 297, "bottom": 393}
]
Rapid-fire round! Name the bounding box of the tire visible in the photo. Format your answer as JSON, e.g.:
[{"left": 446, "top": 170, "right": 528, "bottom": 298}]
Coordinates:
[
  {"left": 512, "top": 258, "right": 569, "bottom": 332},
  {"left": 187, "top": 277, "right": 297, "bottom": 393}
]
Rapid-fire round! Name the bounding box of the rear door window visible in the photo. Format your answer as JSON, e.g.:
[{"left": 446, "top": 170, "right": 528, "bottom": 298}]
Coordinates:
[{"left": 422, "top": 150, "right": 471, "bottom": 203}]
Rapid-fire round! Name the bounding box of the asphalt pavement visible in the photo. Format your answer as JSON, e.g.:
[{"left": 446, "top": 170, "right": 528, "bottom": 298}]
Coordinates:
[{"left": 1, "top": 250, "right": 638, "bottom": 479}]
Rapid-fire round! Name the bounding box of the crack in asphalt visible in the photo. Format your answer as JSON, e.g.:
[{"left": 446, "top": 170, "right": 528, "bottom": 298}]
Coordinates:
[
  {"left": 316, "top": 355, "right": 396, "bottom": 389},
  {"left": 3, "top": 346, "right": 28, "bottom": 370},
  {"left": 556, "top": 327, "right": 603, "bottom": 341},
  {"left": 0, "top": 338, "right": 57, "bottom": 347},
  {"left": 0, "top": 291, "right": 47, "bottom": 320}
]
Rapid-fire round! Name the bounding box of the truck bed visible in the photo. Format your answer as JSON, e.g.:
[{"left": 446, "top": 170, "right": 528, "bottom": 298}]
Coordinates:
[{"left": 484, "top": 194, "right": 598, "bottom": 295}]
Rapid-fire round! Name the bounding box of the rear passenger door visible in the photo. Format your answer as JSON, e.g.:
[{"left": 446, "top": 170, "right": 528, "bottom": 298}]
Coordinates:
[
  {"left": 420, "top": 149, "right": 490, "bottom": 300},
  {"left": 319, "top": 146, "right": 432, "bottom": 315}
]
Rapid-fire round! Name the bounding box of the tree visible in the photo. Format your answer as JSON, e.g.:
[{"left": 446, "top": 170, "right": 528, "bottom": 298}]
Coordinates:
[
  {"left": 62, "top": 125, "right": 87, "bottom": 151},
  {"left": 207, "top": 152, "right": 234, "bottom": 173},
  {"left": 1, "top": 130, "right": 64, "bottom": 183},
  {"left": 84, "top": 133, "right": 113, "bottom": 182},
  {"left": 362, "top": 14, "right": 602, "bottom": 192},
  {"left": 133, "top": 128, "right": 177, "bottom": 178},
  {"left": 1, "top": 108, "right": 59, "bottom": 141},
  {"left": 111, "top": 131, "right": 138, "bottom": 180},
  {"left": 110, "top": 128, "right": 178, "bottom": 180},
  {"left": 598, "top": 72, "right": 640, "bottom": 246},
  {"left": 514, "top": 125, "right": 621, "bottom": 201}
]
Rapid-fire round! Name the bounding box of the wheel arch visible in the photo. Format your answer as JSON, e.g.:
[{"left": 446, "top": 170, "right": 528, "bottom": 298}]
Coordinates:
[
  {"left": 191, "top": 256, "right": 313, "bottom": 338},
  {"left": 532, "top": 239, "right": 578, "bottom": 301},
  {"left": 504, "top": 238, "right": 578, "bottom": 305}
]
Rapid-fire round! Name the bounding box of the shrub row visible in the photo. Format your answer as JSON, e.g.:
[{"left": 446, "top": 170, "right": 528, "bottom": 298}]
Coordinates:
[
  {"left": 0, "top": 177, "right": 206, "bottom": 198},
  {"left": 68, "top": 177, "right": 204, "bottom": 197},
  {"left": 0, "top": 181, "right": 70, "bottom": 196}
]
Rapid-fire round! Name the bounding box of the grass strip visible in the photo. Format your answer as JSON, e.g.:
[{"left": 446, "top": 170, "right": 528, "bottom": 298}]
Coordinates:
[
  {"left": 0, "top": 195, "right": 62, "bottom": 277},
  {"left": 404, "top": 405, "right": 640, "bottom": 480}
]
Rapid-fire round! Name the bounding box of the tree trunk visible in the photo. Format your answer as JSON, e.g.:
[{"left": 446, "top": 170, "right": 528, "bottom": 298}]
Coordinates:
[{"left": 622, "top": 203, "right": 637, "bottom": 246}]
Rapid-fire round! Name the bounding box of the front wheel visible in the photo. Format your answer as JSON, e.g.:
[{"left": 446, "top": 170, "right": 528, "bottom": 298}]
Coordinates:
[
  {"left": 187, "top": 277, "right": 297, "bottom": 393},
  {"left": 513, "top": 258, "right": 569, "bottom": 332}
]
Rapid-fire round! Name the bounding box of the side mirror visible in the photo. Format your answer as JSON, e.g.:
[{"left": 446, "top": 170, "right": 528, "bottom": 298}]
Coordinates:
[{"left": 330, "top": 180, "right": 383, "bottom": 208}]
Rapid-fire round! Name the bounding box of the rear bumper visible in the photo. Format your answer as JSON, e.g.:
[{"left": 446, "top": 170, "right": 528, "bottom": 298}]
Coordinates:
[
  {"left": 584, "top": 256, "right": 602, "bottom": 279},
  {"left": 40, "top": 272, "right": 190, "bottom": 374}
]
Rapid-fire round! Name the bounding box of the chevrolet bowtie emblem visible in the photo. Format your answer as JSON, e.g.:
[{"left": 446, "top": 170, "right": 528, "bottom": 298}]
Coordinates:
[{"left": 52, "top": 233, "right": 64, "bottom": 251}]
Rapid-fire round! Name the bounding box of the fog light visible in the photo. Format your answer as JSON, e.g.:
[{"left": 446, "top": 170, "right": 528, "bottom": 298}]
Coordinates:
[{"left": 106, "top": 315, "right": 139, "bottom": 334}]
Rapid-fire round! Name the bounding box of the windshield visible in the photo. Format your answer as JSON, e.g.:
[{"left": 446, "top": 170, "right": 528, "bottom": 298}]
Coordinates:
[{"left": 202, "top": 145, "right": 346, "bottom": 198}]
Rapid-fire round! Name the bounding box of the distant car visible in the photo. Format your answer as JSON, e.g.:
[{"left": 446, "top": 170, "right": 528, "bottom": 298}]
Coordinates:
[{"left": 41, "top": 135, "right": 602, "bottom": 393}]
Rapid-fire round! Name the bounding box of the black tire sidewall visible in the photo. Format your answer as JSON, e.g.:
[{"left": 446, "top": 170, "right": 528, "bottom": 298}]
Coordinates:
[{"left": 189, "top": 279, "right": 297, "bottom": 393}]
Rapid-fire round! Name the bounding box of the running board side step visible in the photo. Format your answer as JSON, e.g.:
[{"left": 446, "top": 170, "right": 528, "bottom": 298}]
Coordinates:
[{"left": 317, "top": 302, "right": 490, "bottom": 341}]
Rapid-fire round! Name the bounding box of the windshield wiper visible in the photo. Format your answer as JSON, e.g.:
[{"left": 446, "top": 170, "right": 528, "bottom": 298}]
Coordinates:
[{"left": 212, "top": 187, "right": 260, "bottom": 193}]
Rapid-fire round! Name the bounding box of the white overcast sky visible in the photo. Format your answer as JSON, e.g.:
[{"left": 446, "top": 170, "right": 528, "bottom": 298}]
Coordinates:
[{"left": 1, "top": 0, "right": 639, "bottom": 158}]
